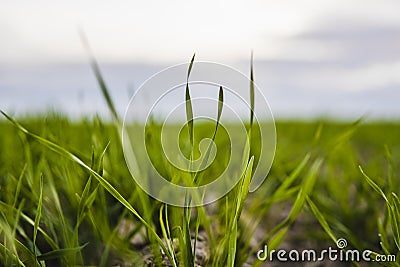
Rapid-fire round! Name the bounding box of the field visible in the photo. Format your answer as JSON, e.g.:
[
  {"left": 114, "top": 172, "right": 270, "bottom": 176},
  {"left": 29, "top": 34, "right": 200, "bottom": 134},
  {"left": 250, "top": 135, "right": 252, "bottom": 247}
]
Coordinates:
[
  {"left": 1, "top": 112, "right": 399, "bottom": 266},
  {"left": 0, "top": 52, "right": 399, "bottom": 267}
]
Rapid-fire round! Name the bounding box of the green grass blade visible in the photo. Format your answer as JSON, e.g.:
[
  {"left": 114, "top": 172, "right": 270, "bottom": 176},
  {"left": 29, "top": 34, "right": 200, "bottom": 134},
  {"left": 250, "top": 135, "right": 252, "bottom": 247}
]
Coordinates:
[
  {"left": 76, "top": 176, "right": 92, "bottom": 224},
  {"left": 217, "top": 86, "right": 224, "bottom": 124},
  {"left": 359, "top": 166, "right": 388, "bottom": 202},
  {"left": 181, "top": 210, "right": 194, "bottom": 267},
  {"left": 227, "top": 220, "right": 237, "bottom": 267},
  {"left": 274, "top": 153, "right": 310, "bottom": 197},
  {"left": 385, "top": 145, "right": 394, "bottom": 192},
  {"left": 79, "top": 30, "right": 120, "bottom": 124},
  {"left": 12, "top": 200, "right": 26, "bottom": 266},
  {"left": 193, "top": 86, "right": 224, "bottom": 184},
  {"left": 390, "top": 193, "right": 400, "bottom": 251},
  {"left": 186, "top": 53, "right": 195, "bottom": 149},
  {"left": 249, "top": 52, "right": 255, "bottom": 127},
  {"left": 378, "top": 219, "right": 392, "bottom": 255},
  {"left": 36, "top": 243, "right": 88, "bottom": 261},
  {"left": 285, "top": 158, "right": 322, "bottom": 222},
  {"left": 226, "top": 157, "right": 254, "bottom": 267},
  {"left": 307, "top": 197, "right": 337, "bottom": 243},
  {"left": 182, "top": 54, "right": 196, "bottom": 266},
  {"left": 193, "top": 207, "right": 201, "bottom": 264},
  {"left": 159, "top": 205, "right": 177, "bottom": 267},
  {"left": 187, "top": 53, "right": 195, "bottom": 78},
  {"left": 267, "top": 227, "right": 289, "bottom": 252},
  {"left": 237, "top": 156, "right": 255, "bottom": 217},
  {"left": 33, "top": 175, "right": 43, "bottom": 258},
  {"left": 13, "top": 164, "right": 27, "bottom": 208}
]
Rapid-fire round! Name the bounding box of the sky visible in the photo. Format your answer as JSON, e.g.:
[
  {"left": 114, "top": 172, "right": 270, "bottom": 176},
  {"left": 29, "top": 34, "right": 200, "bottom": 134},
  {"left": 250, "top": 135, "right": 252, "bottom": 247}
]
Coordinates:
[{"left": 1, "top": 0, "right": 400, "bottom": 119}]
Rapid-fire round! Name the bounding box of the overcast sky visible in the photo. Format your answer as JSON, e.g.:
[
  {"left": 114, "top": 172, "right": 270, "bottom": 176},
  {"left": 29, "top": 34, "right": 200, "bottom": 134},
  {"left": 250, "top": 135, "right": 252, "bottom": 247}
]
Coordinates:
[{"left": 1, "top": 0, "right": 400, "bottom": 118}]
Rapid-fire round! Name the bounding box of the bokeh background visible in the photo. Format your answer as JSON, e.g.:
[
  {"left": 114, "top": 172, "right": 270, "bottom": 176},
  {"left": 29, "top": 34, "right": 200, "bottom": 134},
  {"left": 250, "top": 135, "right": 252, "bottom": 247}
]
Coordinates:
[{"left": 1, "top": 0, "right": 400, "bottom": 119}]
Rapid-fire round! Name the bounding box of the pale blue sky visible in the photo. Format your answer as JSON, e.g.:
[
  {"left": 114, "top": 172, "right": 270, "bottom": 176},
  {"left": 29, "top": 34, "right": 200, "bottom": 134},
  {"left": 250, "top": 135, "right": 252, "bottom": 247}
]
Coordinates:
[{"left": 1, "top": 0, "right": 400, "bottom": 119}]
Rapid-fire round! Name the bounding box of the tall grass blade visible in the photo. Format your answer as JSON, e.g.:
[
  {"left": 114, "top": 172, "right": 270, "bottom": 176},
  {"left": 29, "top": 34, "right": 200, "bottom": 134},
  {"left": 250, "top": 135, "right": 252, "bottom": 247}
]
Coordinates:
[
  {"left": 194, "top": 86, "right": 224, "bottom": 183},
  {"left": 13, "top": 165, "right": 27, "bottom": 208},
  {"left": 186, "top": 53, "right": 196, "bottom": 149},
  {"left": 249, "top": 51, "right": 255, "bottom": 128},
  {"left": 274, "top": 153, "right": 310, "bottom": 197},
  {"left": 359, "top": 166, "right": 388, "bottom": 202},
  {"left": 79, "top": 30, "right": 120, "bottom": 124},
  {"left": 226, "top": 157, "right": 254, "bottom": 267},
  {"left": 182, "top": 54, "right": 196, "bottom": 267},
  {"left": 33, "top": 175, "right": 43, "bottom": 258},
  {"left": 227, "top": 219, "right": 237, "bottom": 267},
  {"left": 12, "top": 201, "right": 26, "bottom": 266},
  {"left": 289, "top": 158, "right": 322, "bottom": 218},
  {"left": 237, "top": 156, "right": 254, "bottom": 217},
  {"left": 181, "top": 212, "right": 194, "bottom": 267},
  {"left": 159, "top": 205, "right": 177, "bottom": 267},
  {"left": 307, "top": 197, "right": 337, "bottom": 243},
  {"left": 390, "top": 193, "right": 400, "bottom": 251},
  {"left": 217, "top": 86, "right": 224, "bottom": 125}
]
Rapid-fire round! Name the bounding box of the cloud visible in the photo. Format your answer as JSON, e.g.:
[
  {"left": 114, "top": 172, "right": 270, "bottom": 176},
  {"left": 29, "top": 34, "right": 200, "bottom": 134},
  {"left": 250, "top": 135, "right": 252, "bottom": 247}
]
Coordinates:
[
  {"left": 2, "top": 0, "right": 400, "bottom": 118},
  {"left": 296, "top": 21, "right": 400, "bottom": 65},
  {"left": 252, "top": 15, "right": 400, "bottom": 94}
]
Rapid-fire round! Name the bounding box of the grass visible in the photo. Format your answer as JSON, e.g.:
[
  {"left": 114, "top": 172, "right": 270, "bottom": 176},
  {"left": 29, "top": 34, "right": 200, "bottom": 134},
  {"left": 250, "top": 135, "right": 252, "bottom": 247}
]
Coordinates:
[
  {"left": 0, "top": 58, "right": 399, "bottom": 266},
  {"left": 1, "top": 116, "right": 400, "bottom": 266}
]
